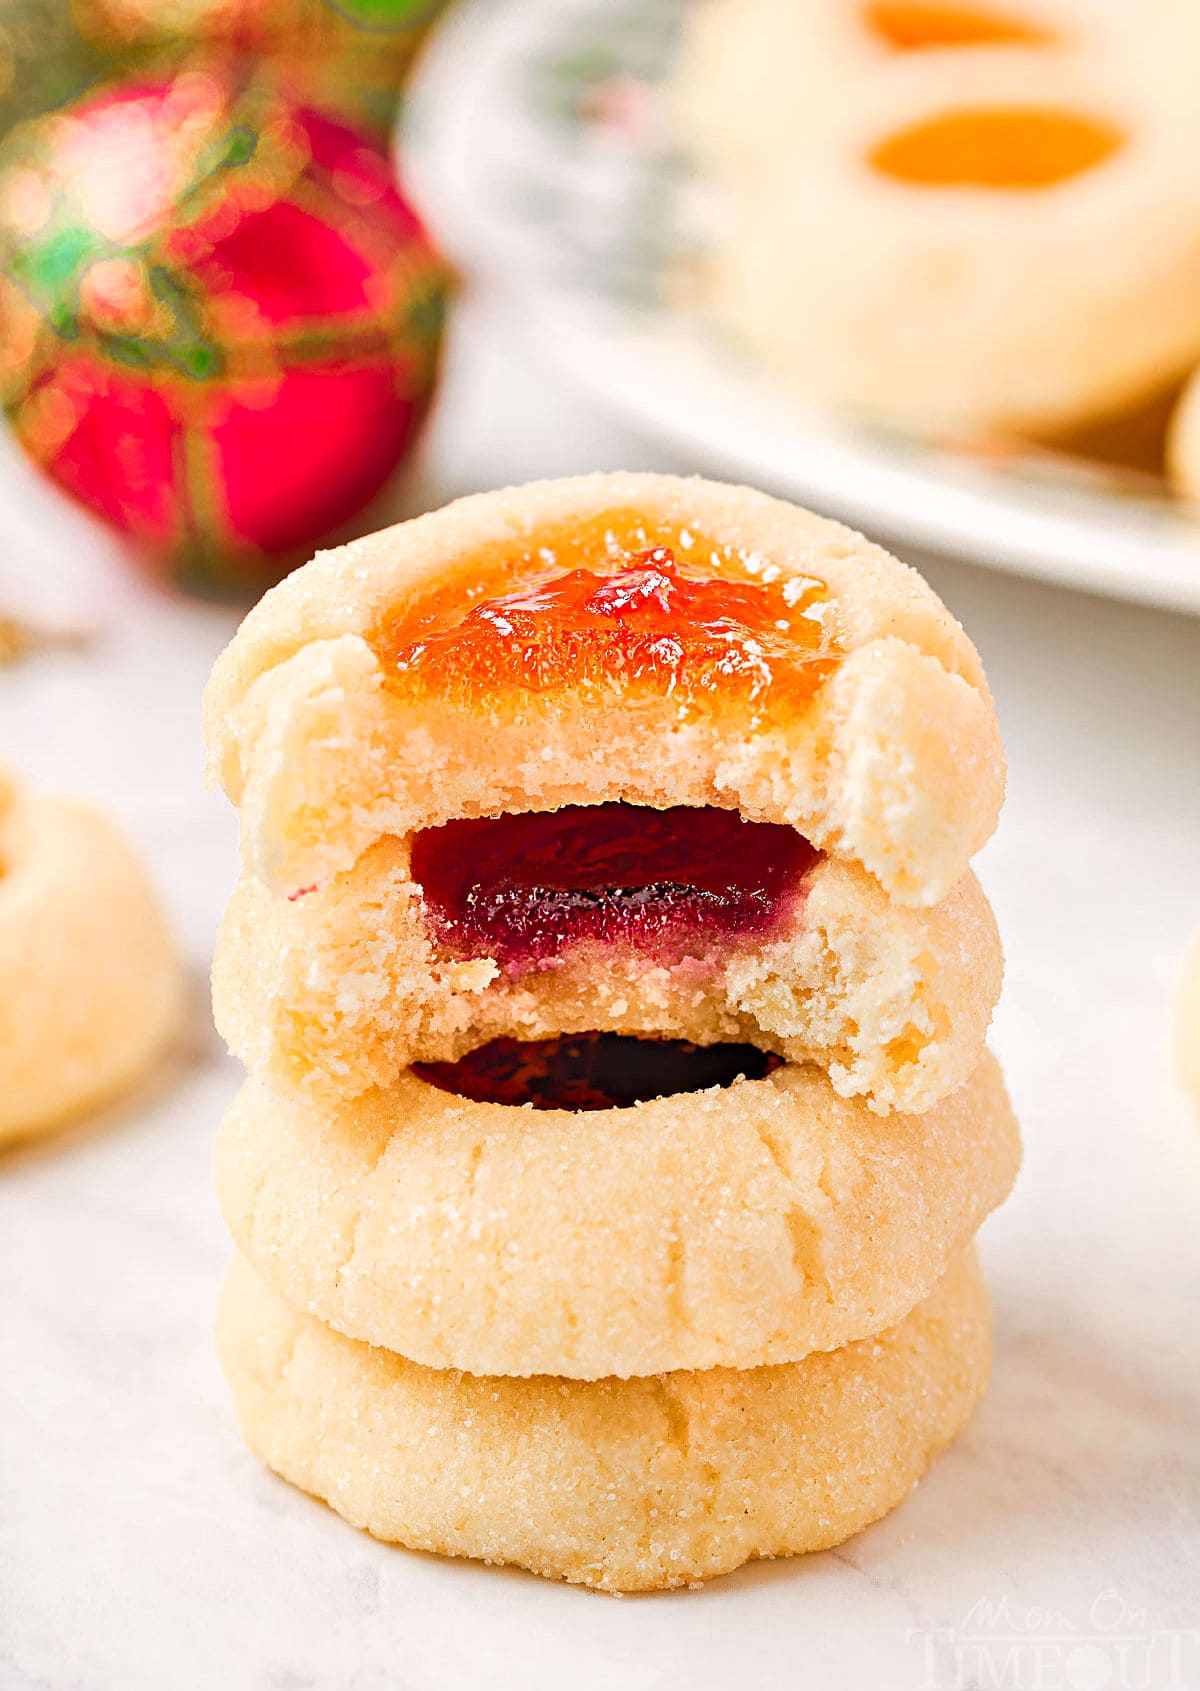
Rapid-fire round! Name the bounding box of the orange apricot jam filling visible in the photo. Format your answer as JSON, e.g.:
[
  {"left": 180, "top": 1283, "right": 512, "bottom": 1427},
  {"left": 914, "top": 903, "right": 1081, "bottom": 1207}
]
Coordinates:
[
  {"left": 413, "top": 1033, "right": 782, "bottom": 1111},
  {"left": 863, "top": 1, "right": 1055, "bottom": 50},
  {"left": 869, "top": 107, "right": 1124, "bottom": 189},
  {"left": 371, "top": 510, "right": 841, "bottom": 723}
]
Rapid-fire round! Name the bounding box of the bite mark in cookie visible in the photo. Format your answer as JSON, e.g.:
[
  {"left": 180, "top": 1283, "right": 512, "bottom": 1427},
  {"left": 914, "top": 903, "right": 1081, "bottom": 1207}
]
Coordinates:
[{"left": 205, "top": 473, "right": 1004, "bottom": 906}]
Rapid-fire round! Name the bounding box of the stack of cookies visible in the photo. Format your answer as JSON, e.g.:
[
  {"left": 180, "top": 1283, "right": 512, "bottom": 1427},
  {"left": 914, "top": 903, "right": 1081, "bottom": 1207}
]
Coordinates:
[{"left": 206, "top": 472, "right": 1020, "bottom": 1592}]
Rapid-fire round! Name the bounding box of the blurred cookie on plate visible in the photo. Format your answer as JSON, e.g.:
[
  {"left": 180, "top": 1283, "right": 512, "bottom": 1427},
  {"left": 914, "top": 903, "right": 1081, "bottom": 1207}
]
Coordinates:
[{"left": 671, "top": 0, "right": 1200, "bottom": 436}]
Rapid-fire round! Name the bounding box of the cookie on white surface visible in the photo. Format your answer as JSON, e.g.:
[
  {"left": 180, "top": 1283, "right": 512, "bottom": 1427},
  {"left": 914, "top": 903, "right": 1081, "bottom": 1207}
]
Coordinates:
[{"left": 217, "top": 1248, "right": 991, "bottom": 1592}]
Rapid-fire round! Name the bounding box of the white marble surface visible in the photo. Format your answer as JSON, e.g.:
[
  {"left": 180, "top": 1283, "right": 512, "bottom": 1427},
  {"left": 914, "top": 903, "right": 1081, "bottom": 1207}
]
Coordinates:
[{"left": 2, "top": 304, "right": 1199, "bottom": 1691}]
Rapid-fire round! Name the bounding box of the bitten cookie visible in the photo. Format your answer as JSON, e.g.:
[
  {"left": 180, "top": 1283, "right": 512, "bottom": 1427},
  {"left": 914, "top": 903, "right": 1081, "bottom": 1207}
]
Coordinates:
[
  {"left": 217, "top": 1249, "right": 991, "bottom": 1593},
  {"left": 215, "top": 1043, "right": 1019, "bottom": 1377},
  {"left": 204, "top": 473, "right": 1004, "bottom": 907},
  {"left": 214, "top": 838, "right": 1002, "bottom": 1114},
  {"left": 0, "top": 770, "right": 183, "bottom": 1147}
]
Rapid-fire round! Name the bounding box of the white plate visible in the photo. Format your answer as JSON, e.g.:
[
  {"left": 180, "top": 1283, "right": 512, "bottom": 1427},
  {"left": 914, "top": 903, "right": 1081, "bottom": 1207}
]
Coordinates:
[{"left": 401, "top": 0, "right": 1200, "bottom": 614}]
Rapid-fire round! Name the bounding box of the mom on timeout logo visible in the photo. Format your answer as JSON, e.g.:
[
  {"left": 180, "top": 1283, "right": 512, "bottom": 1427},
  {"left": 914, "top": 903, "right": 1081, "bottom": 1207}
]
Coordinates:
[{"left": 906, "top": 1589, "right": 1199, "bottom": 1691}]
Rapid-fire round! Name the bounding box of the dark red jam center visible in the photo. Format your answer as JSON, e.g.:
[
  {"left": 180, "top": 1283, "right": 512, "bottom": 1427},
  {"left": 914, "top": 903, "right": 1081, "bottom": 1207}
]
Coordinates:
[
  {"left": 410, "top": 803, "right": 819, "bottom": 971},
  {"left": 413, "top": 1033, "right": 782, "bottom": 1111}
]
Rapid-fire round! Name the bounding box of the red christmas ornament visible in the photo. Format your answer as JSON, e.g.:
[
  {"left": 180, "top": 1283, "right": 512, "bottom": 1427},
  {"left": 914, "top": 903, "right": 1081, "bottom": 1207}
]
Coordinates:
[{"left": 0, "top": 70, "right": 448, "bottom": 595}]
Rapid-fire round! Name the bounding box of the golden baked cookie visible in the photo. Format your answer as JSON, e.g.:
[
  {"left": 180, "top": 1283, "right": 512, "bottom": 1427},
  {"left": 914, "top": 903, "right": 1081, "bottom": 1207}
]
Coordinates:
[
  {"left": 0, "top": 770, "right": 184, "bottom": 1147},
  {"left": 673, "top": 0, "right": 1114, "bottom": 181},
  {"left": 214, "top": 835, "right": 1002, "bottom": 1113},
  {"left": 217, "top": 1248, "right": 991, "bottom": 1592},
  {"left": 672, "top": 0, "right": 1147, "bottom": 152},
  {"left": 672, "top": 1, "right": 1200, "bottom": 433},
  {"left": 215, "top": 1043, "right": 1018, "bottom": 1377},
  {"left": 204, "top": 474, "right": 1004, "bottom": 907}
]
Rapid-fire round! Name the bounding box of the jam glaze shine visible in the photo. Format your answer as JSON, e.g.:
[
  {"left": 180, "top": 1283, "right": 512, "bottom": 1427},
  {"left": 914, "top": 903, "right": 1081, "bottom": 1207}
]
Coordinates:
[
  {"left": 371, "top": 509, "right": 841, "bottom": 726},
  {"left": 411, "top": 803, "right": 821, "bottom": 973}
]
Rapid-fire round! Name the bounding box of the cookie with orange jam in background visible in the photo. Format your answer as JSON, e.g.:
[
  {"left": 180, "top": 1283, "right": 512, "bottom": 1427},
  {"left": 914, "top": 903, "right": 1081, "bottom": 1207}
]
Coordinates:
[{"left": 671, "top": 0, "right": 1200, "bottom": 436}]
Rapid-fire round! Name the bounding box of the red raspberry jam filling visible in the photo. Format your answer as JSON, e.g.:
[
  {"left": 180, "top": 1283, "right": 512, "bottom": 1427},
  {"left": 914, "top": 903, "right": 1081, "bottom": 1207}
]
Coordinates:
[
  {"left": 410, "top": 802, "right": 820, "bottom": 971},
  {"left": 414, "top": 1033, "right": 782, "bottom": 1111},
  {"left": 372, "top": 509, "right": 840, "bottom": 724}
]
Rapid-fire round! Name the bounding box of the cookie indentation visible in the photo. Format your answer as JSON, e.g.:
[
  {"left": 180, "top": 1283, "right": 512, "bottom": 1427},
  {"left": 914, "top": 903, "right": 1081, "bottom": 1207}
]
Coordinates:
[
  {"left": 869, "top": 107, "right": 1124, "bottom": 188},
  {"left": 413, "top": 1032, "right": 782, "bottom": 1111},
  {"left": 863, "top": 2, "right": 1055, "bottom": 50},
  {"left": 372, "top": 510, "right": 841, "bottom": 723}
]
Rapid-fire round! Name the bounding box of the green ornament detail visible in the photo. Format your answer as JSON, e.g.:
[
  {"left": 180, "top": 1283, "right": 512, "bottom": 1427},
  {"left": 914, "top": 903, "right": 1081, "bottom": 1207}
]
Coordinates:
[
  {"left": 319, "top": 0, "right": 447, "bottom": 33},
  {"left": 103, "top": 267, "right": 225, "bottom": 381},
  {"left": 6, "top": 112, "right": 268, "bottom": 380}
]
